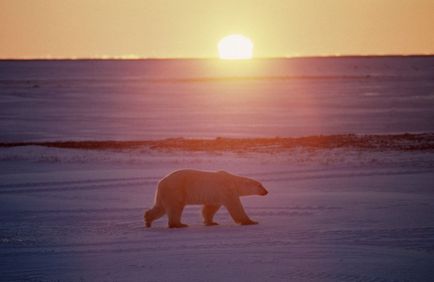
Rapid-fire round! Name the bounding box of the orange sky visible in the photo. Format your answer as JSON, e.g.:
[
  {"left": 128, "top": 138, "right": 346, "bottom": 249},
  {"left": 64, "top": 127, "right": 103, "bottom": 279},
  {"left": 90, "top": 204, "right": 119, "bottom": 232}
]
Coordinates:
[{"left": 1, "top": 0, "right": 433, "bottom": 59}]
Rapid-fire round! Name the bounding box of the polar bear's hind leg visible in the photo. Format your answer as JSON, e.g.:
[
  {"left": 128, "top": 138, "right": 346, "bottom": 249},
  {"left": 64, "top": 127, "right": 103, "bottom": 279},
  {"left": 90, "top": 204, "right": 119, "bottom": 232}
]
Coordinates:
[
  {"left": 144, "top": 206, "right": 165, "bottom": 228},
  {"left": 167, "top": 203, "right": 188, "bottom": 228}
]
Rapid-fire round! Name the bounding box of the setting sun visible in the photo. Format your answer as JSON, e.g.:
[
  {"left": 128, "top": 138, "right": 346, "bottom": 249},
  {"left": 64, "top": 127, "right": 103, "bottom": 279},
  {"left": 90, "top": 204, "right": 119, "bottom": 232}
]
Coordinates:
[{"left": 218, "top": 34, "right": 253, "bottom": 60}]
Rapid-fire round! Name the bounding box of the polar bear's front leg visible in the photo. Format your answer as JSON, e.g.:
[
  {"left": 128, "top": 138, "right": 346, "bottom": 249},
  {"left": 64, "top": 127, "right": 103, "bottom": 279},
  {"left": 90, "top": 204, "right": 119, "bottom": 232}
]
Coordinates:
[
  {"left": 202, "top": 205, "right": 221, "bottom": 226},
  {"left": 224, "top": 197, "right": 258, "bottom": 225}
]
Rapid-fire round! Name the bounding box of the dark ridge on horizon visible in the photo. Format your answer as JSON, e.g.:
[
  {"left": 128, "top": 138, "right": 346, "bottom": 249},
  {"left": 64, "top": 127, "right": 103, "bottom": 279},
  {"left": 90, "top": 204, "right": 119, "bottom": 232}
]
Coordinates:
[
  {"left": 1, "top": 133, "right": 433, "bottom": 152},
  {"left": 1, "top": 54, "right": 433, "bottom": 62}
]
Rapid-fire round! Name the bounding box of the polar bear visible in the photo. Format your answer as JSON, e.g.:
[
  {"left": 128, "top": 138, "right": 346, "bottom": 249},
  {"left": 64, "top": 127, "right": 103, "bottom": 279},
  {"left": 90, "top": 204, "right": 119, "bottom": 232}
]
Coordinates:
[{"left": 144, "top": 169, "right": 268, "bottom": 228}]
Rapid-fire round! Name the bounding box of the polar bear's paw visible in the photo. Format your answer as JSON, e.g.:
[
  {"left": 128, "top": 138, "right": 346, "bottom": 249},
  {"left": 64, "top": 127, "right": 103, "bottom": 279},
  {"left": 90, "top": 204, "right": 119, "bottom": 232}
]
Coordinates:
[
  {"left": 240, "top": 220, "right": 258, "bottom": 225},
  {"left": 204, "top": 221, "right": 219, "bottom": 226},
  {"left": 169, "top": 223, "right": 189, "bottom": 228}
]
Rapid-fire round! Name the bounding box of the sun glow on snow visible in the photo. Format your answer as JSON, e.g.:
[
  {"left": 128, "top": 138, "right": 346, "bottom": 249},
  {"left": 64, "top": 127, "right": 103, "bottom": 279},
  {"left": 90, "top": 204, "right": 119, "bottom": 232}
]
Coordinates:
[{"left": 218, "top": 35, "right": 253, "bottom": 60}]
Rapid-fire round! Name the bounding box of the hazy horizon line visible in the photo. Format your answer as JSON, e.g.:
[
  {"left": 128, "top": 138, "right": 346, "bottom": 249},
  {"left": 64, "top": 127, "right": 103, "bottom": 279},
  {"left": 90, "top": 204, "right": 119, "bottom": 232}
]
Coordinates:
[{"left": 1, "top": 54, "right": 433, "bottom": 61}]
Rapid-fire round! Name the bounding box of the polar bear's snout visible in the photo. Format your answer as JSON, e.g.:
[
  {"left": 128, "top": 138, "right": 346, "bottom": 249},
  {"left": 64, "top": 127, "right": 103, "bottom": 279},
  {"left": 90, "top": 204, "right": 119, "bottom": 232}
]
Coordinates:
[{"left": 260, "top": 185, "right": 269, "bottom": 196}]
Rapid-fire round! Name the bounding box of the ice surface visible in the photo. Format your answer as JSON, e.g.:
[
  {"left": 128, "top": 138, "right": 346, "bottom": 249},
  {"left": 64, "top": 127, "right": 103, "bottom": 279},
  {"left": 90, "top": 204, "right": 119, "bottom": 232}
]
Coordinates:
[
  {"left": 0, "top": 57, "right": 433, "bottom": 142},
  {"left": 1, "top": 146, "right": 433, "bottom": 281},
  {"left": 1, "top": 57, "right": 433, "bottom": 281}
]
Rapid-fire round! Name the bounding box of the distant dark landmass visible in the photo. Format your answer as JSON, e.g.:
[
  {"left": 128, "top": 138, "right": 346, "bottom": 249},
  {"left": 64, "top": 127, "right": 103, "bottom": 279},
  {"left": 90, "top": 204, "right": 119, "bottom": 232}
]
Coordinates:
[{"left": 2, "top": 133, "right": 433, "bottom": 152}]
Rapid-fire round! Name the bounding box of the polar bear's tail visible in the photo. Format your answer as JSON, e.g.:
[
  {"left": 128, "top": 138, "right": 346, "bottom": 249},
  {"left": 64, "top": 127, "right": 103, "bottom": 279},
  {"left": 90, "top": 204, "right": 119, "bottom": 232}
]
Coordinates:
[{"left": 144, "top": 183, "right": 165, "bottom": 227}]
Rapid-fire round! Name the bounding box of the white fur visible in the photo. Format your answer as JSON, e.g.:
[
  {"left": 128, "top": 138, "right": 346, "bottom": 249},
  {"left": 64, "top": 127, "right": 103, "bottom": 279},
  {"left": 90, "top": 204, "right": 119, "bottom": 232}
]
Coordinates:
[{"left": 144, "top": 169, "right": 268, "bottom": 228}]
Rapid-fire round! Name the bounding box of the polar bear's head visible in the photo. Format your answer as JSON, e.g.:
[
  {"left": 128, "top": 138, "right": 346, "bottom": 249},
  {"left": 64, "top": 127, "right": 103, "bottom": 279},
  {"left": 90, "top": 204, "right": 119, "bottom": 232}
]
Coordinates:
[{"left": 236, "top": 177, "right": 268, "bottom": 197}]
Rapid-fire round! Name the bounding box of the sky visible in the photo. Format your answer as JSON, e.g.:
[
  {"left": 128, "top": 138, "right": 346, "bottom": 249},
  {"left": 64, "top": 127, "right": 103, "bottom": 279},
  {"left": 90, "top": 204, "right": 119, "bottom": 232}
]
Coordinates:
[{"left": 1, "top": 0, "right": 433, "bottom": 59}]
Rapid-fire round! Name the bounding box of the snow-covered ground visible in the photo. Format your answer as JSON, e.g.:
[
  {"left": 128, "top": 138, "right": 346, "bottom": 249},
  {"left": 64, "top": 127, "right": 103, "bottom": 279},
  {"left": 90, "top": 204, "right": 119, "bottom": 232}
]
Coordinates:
[
  {"left": 1, "top": 57, "right": 434, "bottom": 281},
  {"left": 1, "top": 146, "right": 433, "bottom": 281}
]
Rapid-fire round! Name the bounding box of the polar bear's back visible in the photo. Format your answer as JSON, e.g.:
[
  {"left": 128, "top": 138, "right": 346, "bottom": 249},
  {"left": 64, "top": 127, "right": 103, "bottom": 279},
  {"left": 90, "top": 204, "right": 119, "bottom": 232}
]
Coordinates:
[{"left": 158, "top": 169, "right": 235, "bottom": 205}]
